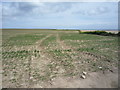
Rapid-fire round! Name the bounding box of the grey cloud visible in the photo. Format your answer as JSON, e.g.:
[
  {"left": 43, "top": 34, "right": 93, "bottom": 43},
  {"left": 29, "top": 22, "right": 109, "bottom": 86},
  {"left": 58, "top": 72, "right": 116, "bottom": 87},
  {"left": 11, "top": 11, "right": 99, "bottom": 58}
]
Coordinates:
[
  {"left": 74, "top": 6, "right": 110, "bottom": 16},
  {"left": 3, "top": 2, "right": 37, "bottom": 17},
  {"left": 73, "top": 10, "right": 86, "bottom": 15},
  {"left": 2, "top": 2, "right": 73, "bottom": 18},
  {"left": 88, "top": 7, "right": 109, "bottom": 15},
  {"left": 96, "top": 7, "right": 109, "bottom": 13},
  {"left": 15, "top": 3, "right": 37, "bottom": 12},
  {"left": 44, "top": 2, "right": 72, "bottom": 13}
]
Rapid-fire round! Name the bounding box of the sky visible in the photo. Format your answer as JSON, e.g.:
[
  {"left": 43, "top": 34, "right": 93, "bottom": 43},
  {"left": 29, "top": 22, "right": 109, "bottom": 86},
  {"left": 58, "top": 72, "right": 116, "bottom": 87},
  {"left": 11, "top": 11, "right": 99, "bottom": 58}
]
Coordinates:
[{"left": 1, "top": 2, "right": 118, "bottom": 30}]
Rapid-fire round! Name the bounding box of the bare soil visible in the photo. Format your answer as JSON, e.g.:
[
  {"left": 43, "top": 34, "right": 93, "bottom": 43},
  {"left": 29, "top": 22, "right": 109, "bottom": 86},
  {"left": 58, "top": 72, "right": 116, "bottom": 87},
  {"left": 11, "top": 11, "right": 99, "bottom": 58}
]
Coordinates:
[
  {"left": 2, "top": 30, "right": 118, "bottom": 88},
  {"left": 30, "top": 33, "right": 118, "bottom": 88}
]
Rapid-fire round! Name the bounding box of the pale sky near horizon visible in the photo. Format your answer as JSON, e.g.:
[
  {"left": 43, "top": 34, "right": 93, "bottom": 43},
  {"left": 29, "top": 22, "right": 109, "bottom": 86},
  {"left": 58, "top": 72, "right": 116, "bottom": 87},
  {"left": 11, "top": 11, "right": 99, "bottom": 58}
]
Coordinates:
[{"left": 1, "top": 2, "right": 118, "bottom": 30}]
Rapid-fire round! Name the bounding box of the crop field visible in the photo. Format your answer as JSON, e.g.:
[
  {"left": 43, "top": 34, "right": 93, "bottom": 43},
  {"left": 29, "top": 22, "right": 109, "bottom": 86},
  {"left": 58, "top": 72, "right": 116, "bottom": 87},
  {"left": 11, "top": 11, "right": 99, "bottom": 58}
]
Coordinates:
[{"left": 2, "top": 30, "right": 119, "bottom": 88}]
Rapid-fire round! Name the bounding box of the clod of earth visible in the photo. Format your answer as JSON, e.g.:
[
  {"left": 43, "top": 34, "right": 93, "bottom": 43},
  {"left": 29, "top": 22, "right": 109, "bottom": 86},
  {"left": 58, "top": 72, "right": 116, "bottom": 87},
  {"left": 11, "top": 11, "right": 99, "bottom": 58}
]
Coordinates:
[
  {"left": 82, "top": 71, "right": 87, "bottom": 75},
  {"left": 81, "top": 75, "right": 86, "bottom": 79}
]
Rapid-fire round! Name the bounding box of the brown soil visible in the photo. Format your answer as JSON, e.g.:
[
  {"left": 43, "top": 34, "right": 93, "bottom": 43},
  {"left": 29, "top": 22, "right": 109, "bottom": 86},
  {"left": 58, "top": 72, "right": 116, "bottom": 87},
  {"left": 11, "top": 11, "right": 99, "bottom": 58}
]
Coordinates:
[
  {"left": 32, "top": 68, "right": 118, "bottom": 88},
  {"left": 2, "top": 33, "right": 118, "bottom": 88},
  {"left": 32, "top": 33, "right": 118, "bottom": 88}
]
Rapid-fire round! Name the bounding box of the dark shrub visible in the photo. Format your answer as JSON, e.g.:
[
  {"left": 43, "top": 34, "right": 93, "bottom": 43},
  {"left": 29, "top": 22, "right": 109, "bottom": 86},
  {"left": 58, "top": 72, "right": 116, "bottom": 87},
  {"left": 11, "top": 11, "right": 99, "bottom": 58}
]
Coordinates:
[
  {"left": 78, "top": 30, "right": 82, "bottom": 34},
  {"left": 81, "top": 30, "right": 118, "bottom": 37},
  {"left": 118, "top": 32, "right": 120, "bottom": 36}
]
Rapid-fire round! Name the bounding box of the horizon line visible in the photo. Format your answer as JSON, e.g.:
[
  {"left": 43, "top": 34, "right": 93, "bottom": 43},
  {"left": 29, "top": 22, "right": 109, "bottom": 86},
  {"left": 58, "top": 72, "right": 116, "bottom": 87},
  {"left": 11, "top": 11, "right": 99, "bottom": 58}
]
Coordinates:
[{"left": 1, "top": 28, "right": 119, "bottom": 31}]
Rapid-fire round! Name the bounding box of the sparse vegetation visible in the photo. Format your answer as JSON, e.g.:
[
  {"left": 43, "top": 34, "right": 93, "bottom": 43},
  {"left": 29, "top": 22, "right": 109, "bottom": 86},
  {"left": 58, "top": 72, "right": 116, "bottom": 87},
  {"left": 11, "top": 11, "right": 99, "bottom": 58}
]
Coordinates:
[
  {"left": 2, "top": 29, "right": 118, "bottom": 88},
  {"left": 79, "top": 30, "right": 119, "bottom": 37}
]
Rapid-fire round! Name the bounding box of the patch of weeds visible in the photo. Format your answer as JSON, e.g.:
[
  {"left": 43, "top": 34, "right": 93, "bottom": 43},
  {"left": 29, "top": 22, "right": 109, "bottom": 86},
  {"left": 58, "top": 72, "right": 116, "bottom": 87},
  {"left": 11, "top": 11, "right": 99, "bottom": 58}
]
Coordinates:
[
  {"left": 41, "top": 35, "right": 56, "bottom": 47},
  {"left": 50, "top": 49, "right": 72, "bottom": 55},
  {"left": 2, "top": 49, "right": 40, "bottom": 59},
  {"left": 3, "top": 34, "right": 46, "bottom": 46},
  {"left": 2, "top": 50, "right": 31, "bottom": 59},
  {"left": 63, "top": 49, "right": 72, "bottom": 52},
  {"left": 10, "top": 78, "right": 17, "bottom": 83},
  {"left": 45, "top": 71, "right": 52, "bottom": 80},
  {"left": 49, "top": 49, "right": 76, "bottom": 76},
  {"left": 47, "top": 63, "right": 57, "bottom": 70},
  {"left": 60, "top": 33, "right": 105, "bottom": 41},
  {"left": 13, "top": 71, "right": 17, "bottom": 76},
  {"left": 32, "top": 70, "right": 47, "bottom": 81},
  {"left": 3, "top": 71, "right": 7, "bottom": 76},
  {"left": 50, "top": 49, "right": 65, "bottom": 57},
  {"left": 77, "top": 47, "right": 96, "bottom": 52},
  {"left": 46, "top": 63, "right": 58, "bottom": 79},
  {"left": 33, "top": 49, "right": 40, "bottom": 57},
  {"left": 38, "top": 75, "right": 47, "bottom": 81},
  {"left": 34, "top": 49, "right": 40, "bottom": 53},
  {"left": 64, "top": 72, "right": 78, "bottom": 77},
  {"left": 54, "top": 49, "right": 62, "bottom": 52}
]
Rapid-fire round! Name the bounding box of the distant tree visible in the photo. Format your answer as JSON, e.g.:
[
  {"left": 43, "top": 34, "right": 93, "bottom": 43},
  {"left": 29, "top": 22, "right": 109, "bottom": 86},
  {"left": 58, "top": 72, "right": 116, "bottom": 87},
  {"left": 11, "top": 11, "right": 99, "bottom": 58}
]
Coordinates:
[
  {"left": 118, "top": 32, "right": 120, "bottom": 36},
  {"left": 80, "top": 30, "right": 118, "bottom": 37},
  {"left": 78, "top": 30, "right": 81, "bottom": 34}
]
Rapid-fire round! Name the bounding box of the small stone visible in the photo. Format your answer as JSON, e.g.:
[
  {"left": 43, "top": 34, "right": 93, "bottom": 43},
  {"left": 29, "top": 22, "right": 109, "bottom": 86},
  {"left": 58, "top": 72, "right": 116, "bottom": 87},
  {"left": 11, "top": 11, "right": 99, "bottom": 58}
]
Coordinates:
[
  {"left": 39, "top": 86, "right": 43, "bottom": 88},
  {"left": 82, "top": 71, "right": 87, "bottom": 75},
  {"left": 56, "top": 66, "right": 59, "bottom": 69},
  {"left": 98, "top": 66, "right": 102, "bottom": 69},
  {"left": 81, "top": 75, "right": 86, "bottom": 79},
  {"left": 109, "top": 69, "right": 113, "bottom": 72},
  {"left": 11, "top": 77, "right": 14, "bottom": 80},
  {"left": 30, "top": 77, "right": 33, "bottom": 79}
]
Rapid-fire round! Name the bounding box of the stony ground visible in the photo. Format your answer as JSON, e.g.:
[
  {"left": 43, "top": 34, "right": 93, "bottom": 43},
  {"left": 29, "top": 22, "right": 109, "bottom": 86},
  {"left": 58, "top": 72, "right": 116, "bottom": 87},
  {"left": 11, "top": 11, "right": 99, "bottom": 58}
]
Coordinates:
[{"left": 2, "top": 30, "right": 119, "bottom": 88}]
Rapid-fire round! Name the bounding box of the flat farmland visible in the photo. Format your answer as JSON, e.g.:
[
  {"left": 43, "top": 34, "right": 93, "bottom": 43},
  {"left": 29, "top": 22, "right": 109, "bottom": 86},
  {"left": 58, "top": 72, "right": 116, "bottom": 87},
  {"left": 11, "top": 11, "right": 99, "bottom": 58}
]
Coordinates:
[{"left": 2, "top": 30, "right": 119, "bottom": 88}]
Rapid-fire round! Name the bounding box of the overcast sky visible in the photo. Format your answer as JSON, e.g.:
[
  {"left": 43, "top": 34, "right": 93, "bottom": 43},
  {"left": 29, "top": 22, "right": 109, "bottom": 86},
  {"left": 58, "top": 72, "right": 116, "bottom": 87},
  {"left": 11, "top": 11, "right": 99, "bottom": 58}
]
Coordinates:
[{"left": 1, "top": 2, "right": 118, "bottom": 30}]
